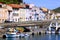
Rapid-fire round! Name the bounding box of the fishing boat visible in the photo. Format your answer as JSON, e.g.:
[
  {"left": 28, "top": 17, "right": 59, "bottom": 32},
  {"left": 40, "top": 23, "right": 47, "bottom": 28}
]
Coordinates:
[
  {"left": 3, "top": 28, "right": 30, "bottom": 38},
  {"left": 3, "top": 28, "right": 20, "bottom": 38}
]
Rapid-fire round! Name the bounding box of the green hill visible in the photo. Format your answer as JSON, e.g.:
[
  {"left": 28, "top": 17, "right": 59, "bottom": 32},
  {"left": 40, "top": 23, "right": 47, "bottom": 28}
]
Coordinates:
[
  {"left": 53, "top": 7, "right": 60, "bottom": 13},
  {"left": 0, "top": 0, "right": 23, "bottom": 4}
]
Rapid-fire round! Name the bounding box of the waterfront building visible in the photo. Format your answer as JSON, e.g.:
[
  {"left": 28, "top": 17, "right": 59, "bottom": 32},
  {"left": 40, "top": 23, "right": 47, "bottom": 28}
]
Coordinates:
[
  {"left": 47, "top": 10, "right": 56, "bottom": 20},
  {"left": 40, "top": 8, "right": 58, "bottom": 20},
  {"left": 54, "top": 13, "right": 60, "bottom": 19},
  {"left": 0, "top": 3, "right": 8, "bottom": 23},
  {"left": 19, "top": 4, "right": 31, "bottom": 21},
  {"left": 0, "top": 3, "right": 51, "bottom": 23},
  {"left": 47, "top": 10, "right": 58, "bottom": 20},
  {"left": 29, "top": 5, "right": 45, "bottom": 21},
  {"left": 7, "top": 4, "right": 20, "bottom": 22},
  {"left": 7, "top": 3, "right": 31, "bottom": 22},
  {"left": 40, "top": 7, "right": 49, "bottom": 20},
  {"left": 7, "top": 4, "right": 26, "bottom": 22},
  {"left": 19, "top": 4, "right": 46, "bottom": 21}
]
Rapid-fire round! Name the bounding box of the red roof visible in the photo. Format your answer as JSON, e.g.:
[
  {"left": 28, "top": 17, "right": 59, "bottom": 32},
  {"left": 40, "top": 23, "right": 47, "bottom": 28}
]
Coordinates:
[
  {"left": 0, "top": 2, "right": 3, "bottom": 4},
  {"left": 0, "top": 2, "right": 5, "bottom": 4},
  {"left": 8, "top": 4, "right": 25, "bottom": 8}
]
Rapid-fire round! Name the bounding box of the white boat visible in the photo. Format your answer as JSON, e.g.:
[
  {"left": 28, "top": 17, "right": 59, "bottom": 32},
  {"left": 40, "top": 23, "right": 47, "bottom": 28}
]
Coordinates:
[
  {"left": 5, "top": 32, "right": 19, "bottom": 38},
  {"left": 3, "top": 28, "right": 20, "bottom": 38},
  {"left": 19, "top": 33, "right": 24, "bottom": 37},
  {"left": 3, "top": 28, "right": 30, "bottom": 38},
  {"left": 19, "top": 33, "right": 30, "bottom": 37}
]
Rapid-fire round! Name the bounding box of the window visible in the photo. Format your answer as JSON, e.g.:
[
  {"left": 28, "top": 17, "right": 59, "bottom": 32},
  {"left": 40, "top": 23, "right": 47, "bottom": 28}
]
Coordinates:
[
  {"left": 52, "top": 23, "right": 56, "bottom": 27},
  {"left": 13, "top": 13, "right": 18, "bottom": 16},
  {"left": 18, "top": 19, "right": 19, "bottom": 21},
  {"left": 2, "top": 19, "right": 5, "bottom": 22},
  {"left": 0, "top": 14, "right": 2, "bottom": 17},
  {"left": 2, "top": 19, "right": 4, "bottom": 21},
  {"left": 26, "top": 6, "right": 29, "bottom": 9},
  {"left": 13, "top": 8, "right": 19, "bottom": 10},
  {"left": 15, "top": 19, "right": 17, "bottom": 21},
  {"left": 13, "top": 19, "right": 14, "bottom": 21},
  {"left": 31, "top": 10, "right": 36, "bottom": 12},
  {"left": 0, "top": 5, "right": 2, "bottom": 8}
]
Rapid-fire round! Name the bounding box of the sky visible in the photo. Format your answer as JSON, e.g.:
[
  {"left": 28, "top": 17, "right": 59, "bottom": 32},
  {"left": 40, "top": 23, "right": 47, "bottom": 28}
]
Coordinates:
[{"left": 23, "top": 0, "right": 60, "bottom": 10}]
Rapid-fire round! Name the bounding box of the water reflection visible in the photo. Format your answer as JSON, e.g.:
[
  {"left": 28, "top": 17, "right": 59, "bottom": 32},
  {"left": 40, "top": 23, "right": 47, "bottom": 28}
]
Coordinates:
[
  {"left": 6, "top": 38, "right": 18, "bottom": 40},
  {"left": 48, "top": 34, "right": 60, "bottom": 40},
  {"left": 6, "top": 37, "right": 30, "bottom": 40},
  {"left": 1, "top": 34, "right": 60, "bottom": 40}
]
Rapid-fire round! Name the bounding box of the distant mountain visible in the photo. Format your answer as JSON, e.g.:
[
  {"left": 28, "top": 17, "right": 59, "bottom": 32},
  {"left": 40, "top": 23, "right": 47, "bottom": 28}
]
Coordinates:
[
  {"left": 0, "top": 0, "right": 23, "bottom": 4},
  {"left": 52, "top": 7, "right": 60, "bottom": 13}
]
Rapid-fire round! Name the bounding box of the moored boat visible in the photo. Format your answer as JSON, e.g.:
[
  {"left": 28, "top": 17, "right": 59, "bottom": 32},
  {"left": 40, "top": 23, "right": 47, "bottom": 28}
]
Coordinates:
[
  {"left": 3, "top": 28, "right": 30, "bottom": 38},
  {"left": 3, "top": 28, "right": 20, "bottom": 38}
]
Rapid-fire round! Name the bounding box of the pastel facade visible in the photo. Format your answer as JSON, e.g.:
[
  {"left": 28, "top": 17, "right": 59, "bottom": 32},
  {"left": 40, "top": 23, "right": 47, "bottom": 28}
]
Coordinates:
[
  {"left": 55, "top": 13, "right": 60, "bottom": 19},
  {"left": 7, "top": 4, "right": 30, "bottom": 22},
  {"left": 19, "top": 8, "right": 30, "bottom": 21},
  {"left": 28, "top": 5, "right": 45, "bottom": 21},
  {"left": 0, "top": 3, "right": 8, "bottom": 23},
  {"left": 47, "top": 10, "right": 57, "bottom": 20},
  {"left": 7, "top": 4, "right": 23, "bottom": 22},
  {"left": 0, "top": 3, "right": 55, "bottom": 23}
]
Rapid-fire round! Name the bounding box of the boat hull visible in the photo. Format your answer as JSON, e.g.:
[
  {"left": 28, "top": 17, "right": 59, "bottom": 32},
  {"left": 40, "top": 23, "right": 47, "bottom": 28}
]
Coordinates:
[{"left": 5, "top": 33, "right": 20, "bottom": 38}]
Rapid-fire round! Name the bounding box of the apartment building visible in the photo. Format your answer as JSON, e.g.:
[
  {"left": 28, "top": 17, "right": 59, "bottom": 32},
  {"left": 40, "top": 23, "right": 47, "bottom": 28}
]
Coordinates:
[
  {"left": 55, "top": 13, "right": 60, "bottom": 19},
  {"left": 7, "top": 4, "right": 26, "bottom": 22},
  {"left": 0, "top": 3, "right": 8, "bottom": 23},
  {"left": 28, "top": 4, "right": 45, "bottom": 21},
  {"left": 46, "top": 10, "right": 57, "bottom": 20},
  {"left": 7, "top": 3, "right": 31, "bottom": 22},
  {"left": 19, "top": 4, "right": 31, "bottom": 21},
  {"left": 0, "top": 3, "right": 48, "bottom": 23}
]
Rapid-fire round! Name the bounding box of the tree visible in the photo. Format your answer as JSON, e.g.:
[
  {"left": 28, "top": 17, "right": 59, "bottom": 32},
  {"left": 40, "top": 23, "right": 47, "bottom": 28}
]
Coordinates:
[
  {"left": 0, "top": 0, "right": 23, "bottom": 4},
  {"left": 18, "top": 0, "right": 23, "bottom": 4}
]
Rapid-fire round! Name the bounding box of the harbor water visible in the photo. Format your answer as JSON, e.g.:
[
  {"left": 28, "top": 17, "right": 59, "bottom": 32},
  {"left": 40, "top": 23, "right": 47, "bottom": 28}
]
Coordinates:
[{"left": 1, "top": 34, "right": 60, "bottom": 40}]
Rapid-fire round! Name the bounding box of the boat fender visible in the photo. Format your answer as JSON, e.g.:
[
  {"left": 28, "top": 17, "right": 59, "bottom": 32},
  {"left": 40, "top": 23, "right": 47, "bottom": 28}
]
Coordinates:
[{"left": 3, "top": 35, "right": 6, "bottom": 38}]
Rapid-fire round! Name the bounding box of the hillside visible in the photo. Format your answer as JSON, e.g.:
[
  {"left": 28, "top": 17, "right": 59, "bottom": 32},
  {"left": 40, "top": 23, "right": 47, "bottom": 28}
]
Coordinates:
[
  {"left": 0, "top": 0, "right": 23, "bottom": 4},
  {"left": 53, "top": 7, "right": 60, "bottom": 13}
]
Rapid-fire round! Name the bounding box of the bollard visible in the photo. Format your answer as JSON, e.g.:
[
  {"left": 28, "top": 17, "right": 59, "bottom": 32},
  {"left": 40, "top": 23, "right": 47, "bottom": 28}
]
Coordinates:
[
  {"left": 32, "top": 33, "right": 34, "bottom": 35},
  {"left": 39, "top": 32, "right": 41, "bottom": 35}
]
